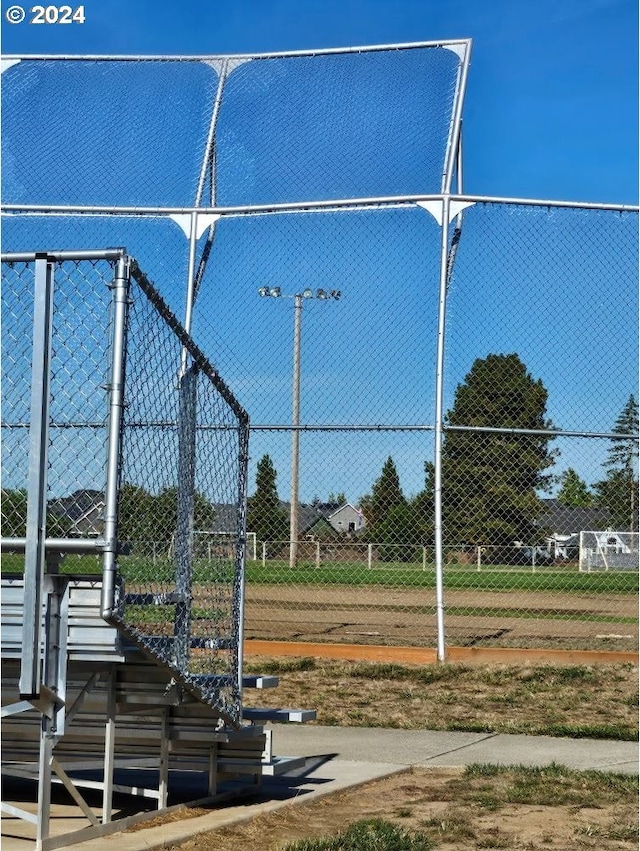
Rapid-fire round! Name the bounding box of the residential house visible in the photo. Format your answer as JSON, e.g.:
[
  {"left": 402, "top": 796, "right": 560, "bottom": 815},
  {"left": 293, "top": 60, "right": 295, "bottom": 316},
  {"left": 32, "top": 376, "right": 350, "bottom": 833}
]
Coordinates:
[
  {"left": 536, "top": 498, "right": 611, "bottom": 560},
  {"left": 299, "top": 502, "right": 366, "bottom": 540}
]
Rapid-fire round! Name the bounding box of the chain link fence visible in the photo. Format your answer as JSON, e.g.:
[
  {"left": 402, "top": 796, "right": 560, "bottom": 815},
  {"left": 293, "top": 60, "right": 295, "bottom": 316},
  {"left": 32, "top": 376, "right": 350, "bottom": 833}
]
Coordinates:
[
  {"left": 2, "top": 46, "right": 637, "bottom": 655},
  {"left": 1, "top": 253, "right": 249, "bottom": 725},
  {"left": 1, "top": 257, "right": 113, "bottom": 539},
  {"left": 2, "top": 46, "right": 463, "bottom": 207},
  {"left": 115, "top": 262, "right": 249, "bottom": 723},
  {"left": 198, "top": 202, "right": 635, "bottom": 653}
]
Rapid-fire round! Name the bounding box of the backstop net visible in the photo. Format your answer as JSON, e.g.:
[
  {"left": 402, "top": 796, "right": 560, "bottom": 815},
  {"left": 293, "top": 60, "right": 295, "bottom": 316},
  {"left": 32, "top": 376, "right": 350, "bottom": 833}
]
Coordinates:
[{"left": 2, "top": 43, "right": 638, "bottom": 654}]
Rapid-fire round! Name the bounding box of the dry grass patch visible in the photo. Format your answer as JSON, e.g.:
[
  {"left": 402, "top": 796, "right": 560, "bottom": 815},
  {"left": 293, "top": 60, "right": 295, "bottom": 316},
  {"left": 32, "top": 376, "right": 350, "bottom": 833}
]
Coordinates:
[
  {"left": 243, "top": 658, "right": 638, "bottom": 739},
  {"left": 166, "top": 765, "right": 638, "bottom": 850}
]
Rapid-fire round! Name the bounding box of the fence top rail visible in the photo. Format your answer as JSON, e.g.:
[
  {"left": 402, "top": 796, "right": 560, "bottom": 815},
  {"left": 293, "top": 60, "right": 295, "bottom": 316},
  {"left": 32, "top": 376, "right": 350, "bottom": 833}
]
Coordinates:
[
  {"left": 1, "top": 537, "right": 108, "bottom": 554},
  {"left": 2, "top": 40, "right": 472, "bottom": 63},
  {"left": 2, "top": 194, "right": 637, "bottom": 218},
  {"left": 445, "top": 425, "right": 640, "bottom": 441},
  {"left": 1, "top": 248, "right": 126, "bottom": 263}
]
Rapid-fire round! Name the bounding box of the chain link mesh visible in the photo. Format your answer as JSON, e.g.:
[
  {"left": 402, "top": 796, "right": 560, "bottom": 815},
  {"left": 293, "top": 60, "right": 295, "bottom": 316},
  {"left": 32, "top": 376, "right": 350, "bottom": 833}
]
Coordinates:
[
  {"left": 438, "top": 204, "right": 638, "bottom": 650},
  {"left": 1, "top": 261, "right": 33, "bottom": 537},
  {"left": 1, "top": 258, "right": 113, "bottom": 539},
  {"left": 213, "top": 48, "right": 460, "bottom": 205},
  {"left": 0, "top": 254, "right": 248, "bottom": 725},
  {"left": 114, "top": 264, "right": 248, "bottom": 723},
  {"left": 200, "top": 202, "right": 636, "bottom": 652},
  {"left": 2, "top": 60, "right": 219, "bottom": 207},
  {"left": 2, "top": 46, "right": 462, "bottom": 208}
]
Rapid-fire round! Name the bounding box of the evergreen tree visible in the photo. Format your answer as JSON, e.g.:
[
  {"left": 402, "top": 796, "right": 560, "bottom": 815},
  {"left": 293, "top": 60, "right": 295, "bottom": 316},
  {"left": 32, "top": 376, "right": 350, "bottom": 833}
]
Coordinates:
[
  {"left": 595, "top": 395, "right": 639, "bottom": 532},
  {"left": 366, "top": 461, "right": 434, "bottom": 561},
  {"left": 441, "top": 353, "right": 555, "bottom": 546},
  {"left": 247, "top": 455, "right": 288, "bottom": 554},
  {"left": 368, "top": 456, "right": 406, "bottom": 529},
  {"left": 1, "top": 488, "right": 28, "bottom": 537},
  {"left": 376, "top": 504, "right": 422, "bottom": 563},
  {"left": 604, "top": 395, "right": 639, "bottom": 473},
  {"left": 361, "top": 456, "right": 407, "bottom": 555},
  {"left": 326, "top": 492, "right": 346, "bottom": 505},
  {"left": 118, "top": 483, "right": 216, "bottom": 549},
  {"left": 412, "top": 461, "right": 436, "bottom": 545},
  {"left": 1, "top": 488, "right": 73, "bottom": 538},
  {"left": 557, "top": 468, "right": 592, "bottom": 507}
]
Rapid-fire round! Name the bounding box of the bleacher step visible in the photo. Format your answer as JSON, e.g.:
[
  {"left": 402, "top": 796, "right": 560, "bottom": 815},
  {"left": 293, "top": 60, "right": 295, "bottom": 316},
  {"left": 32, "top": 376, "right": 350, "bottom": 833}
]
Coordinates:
[
  {"left": 217, "top": 754, "right": 306, "bottom": 776},
  {"left": 242, "top": 708, "right": 317, "bottom": 723}
]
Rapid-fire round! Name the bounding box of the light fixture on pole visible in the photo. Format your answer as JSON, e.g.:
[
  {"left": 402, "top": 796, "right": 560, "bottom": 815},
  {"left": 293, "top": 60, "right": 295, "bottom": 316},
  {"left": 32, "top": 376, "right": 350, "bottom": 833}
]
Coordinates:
[{"left": 258, "top": 286, "right": 341, "bottom": 568}]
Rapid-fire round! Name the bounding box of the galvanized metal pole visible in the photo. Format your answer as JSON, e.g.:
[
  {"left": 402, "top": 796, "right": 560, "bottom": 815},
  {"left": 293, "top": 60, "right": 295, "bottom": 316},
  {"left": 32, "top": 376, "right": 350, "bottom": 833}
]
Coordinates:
[
  {"left": 6, "top": 40, "right": 472, "bottom": 63},
  {"left": 195, "top": 57, "right": 228, "bottom": 206},
  {"left": 289, "top": 295, "right": 303, "bottom": 568},
  {"left": 441, "top": 45, "right": 471, "bottom": 195},
  {"left": 21, "top": 255, "right": 54, "bottom": 699},
  {"left": 433, "top": 197, "right": 451, "bottom": 663},
  {"left": 6, "top": 194, "right": 637, "bottom": 217},
  {"left": 234, "top": 419, "right": 250, "bottom": 713},
  {"left": 189, "top": 60, "right": 229, "bottom": 305},
  {"left": 175, "top": 366, "right": 198, "bottom": 671},
  {"left": 101, "top": 254, "right": 131, "bottom": 619},
  {"left": 181, "top": 210, "right": 200, "bottom": 373}
]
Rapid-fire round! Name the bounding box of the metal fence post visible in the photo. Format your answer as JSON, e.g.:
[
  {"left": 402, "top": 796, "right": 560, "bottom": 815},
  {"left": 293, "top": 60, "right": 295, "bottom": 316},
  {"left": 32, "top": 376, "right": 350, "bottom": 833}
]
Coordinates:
[
  {"left": 289, "top": 294, "right": 303, "bottom": 568},
  {"left": 174, "top": 365, "right": 198, "bottom": 671},
  {"left": 20, "top": 254, "right": 54, "bottom": 699},
  {"left": 101, "top": 254, "right": 131, "bottom": 619},
  {"left": 234, "top": 418, "right": 250, "bottom": 703},
  {"left": 433, "top": 197, "right": 451, "bottom": 663}
]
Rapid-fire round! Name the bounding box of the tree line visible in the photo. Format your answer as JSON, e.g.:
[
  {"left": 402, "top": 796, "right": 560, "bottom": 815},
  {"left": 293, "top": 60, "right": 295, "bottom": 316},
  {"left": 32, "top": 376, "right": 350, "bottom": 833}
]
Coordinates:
[
  {"left": 0, "top": 483, "right": 217, "bottom": 548},
  {"left": 3, "top": 354, "right": 636, "bottom": 553},
  {"left": 246, "top": 353, "right": 639, "bottom": 555}
]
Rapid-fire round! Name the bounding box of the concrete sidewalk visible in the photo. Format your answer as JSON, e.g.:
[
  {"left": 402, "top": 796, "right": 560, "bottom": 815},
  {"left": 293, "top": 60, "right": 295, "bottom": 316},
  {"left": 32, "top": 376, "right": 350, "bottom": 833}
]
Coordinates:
[
  {"left": 2, "top": 727, "right": 637, "bottom": 851},
  {"left": 273, "top": 724, "right": 639, "bottom": 775}
]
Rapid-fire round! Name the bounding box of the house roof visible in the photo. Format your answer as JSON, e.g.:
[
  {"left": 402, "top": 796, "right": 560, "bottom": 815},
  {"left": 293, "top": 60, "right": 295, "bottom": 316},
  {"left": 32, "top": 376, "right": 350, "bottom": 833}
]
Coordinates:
[
  {"left": 326, "top": 502, "right": 362, "bottom": 519},
  {"left": 559, "top": 530, "right": 629, "bottom": 549},
  {"left": 209, "top": 502, "right": 337, "bottom": 535},
  {"left": 536, "top": 499, "right": 611, "bottom": 537},
  {"left": 293, "top": 503, "right": 343, "bottom": 534},
  {"left": 209, "top": 503, "right": 241, "bottom": 535},
  {"left": 206, "top": 501, "right": 366, "bottom": 536},
  {"left": 48, "top": 489, "right": 105, "bottom": 523}
]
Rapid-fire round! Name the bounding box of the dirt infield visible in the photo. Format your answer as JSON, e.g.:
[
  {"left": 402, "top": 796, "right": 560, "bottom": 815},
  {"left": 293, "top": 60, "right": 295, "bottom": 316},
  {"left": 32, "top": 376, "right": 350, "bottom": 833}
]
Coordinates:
[{"left": 243, "top": 584, "right": 638, "bottom": 651}]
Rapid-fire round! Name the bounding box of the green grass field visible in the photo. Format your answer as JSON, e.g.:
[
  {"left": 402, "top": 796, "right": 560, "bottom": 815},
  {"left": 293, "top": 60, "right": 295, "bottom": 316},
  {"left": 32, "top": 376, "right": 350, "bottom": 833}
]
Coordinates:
[
  {"left": 245, "top": 561, "right": 639, "bottom": 593},
  {"left": 2, "top": 553, "right": 638, "bottom": 594}
]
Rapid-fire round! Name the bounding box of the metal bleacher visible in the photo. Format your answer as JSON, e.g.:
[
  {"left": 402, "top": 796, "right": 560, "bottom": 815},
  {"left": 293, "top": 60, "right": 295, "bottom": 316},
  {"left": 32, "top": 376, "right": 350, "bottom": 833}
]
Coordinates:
[
  {"left": 1, "top": 573, "right": 314, "bottom": 848},
  {"left": 0, "top": 249, "right": 315, "bottom": 851}
]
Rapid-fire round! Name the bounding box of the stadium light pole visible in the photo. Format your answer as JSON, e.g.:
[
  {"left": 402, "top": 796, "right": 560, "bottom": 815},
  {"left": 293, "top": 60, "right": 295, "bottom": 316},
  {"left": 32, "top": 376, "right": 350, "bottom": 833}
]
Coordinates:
[{"left": 258, "top": 286, "right": 341, "bottom": 567}]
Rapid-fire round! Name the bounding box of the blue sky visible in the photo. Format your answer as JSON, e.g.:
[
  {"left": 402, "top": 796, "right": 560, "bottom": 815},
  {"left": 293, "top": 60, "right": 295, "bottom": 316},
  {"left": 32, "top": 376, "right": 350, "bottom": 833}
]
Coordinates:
[{"left": 2, "top": 0, "right": 638, "bottom": 506}]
